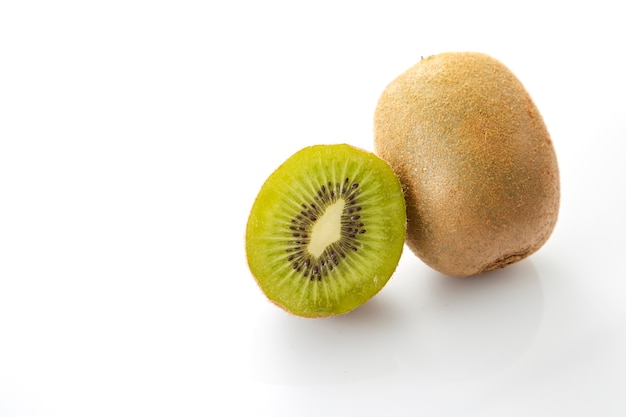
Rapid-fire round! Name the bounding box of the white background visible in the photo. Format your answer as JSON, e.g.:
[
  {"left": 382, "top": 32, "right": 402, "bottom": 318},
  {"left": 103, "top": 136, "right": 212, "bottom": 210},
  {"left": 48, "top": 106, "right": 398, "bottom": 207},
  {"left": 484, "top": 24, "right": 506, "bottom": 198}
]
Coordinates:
[{"left": 1, "top": 1, "right": 625, "bottom": 416}]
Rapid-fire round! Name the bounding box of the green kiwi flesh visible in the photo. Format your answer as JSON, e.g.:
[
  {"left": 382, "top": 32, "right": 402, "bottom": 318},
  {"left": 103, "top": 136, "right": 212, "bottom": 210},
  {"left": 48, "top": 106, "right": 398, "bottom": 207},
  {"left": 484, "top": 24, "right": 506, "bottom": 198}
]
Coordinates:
[
  {"left": 374, "top": 52, "right": 560, "bottom": 277},
  {"left": 246, "top": 144, "right": 406, "bottom": 317}
]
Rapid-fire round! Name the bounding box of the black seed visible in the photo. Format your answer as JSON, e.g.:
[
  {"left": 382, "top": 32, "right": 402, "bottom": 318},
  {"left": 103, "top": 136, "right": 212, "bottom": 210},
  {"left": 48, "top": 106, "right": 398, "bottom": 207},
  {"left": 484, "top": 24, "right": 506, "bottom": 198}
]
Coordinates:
[
  {"left": 351, "top": 215, "right": 360, "bottom": 220},
  {"left": 359, "top": 229, "right": 366, "bottom": 234},
  {"left": 352, "top": 182, "right": 359, "bottom": 189},
  {"left": 357, "top": 223, "right": 364, "bottom": 227},
  {"left": 293, "top": 233, "right": 300, "bottom": 237},
  {"left": 292, "top": 262, "right": 299, "bottom": 269}
]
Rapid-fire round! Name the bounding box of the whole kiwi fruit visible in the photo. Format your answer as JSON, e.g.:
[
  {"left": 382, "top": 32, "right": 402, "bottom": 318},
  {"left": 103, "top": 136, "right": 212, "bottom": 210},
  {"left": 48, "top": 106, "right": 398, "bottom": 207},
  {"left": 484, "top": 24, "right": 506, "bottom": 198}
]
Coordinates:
[
  {"left": 246, "top": 144, "right": 406, "bottom": 317},
  {"left": 374, "top": 52, "right": 560, "bottom": 277}
]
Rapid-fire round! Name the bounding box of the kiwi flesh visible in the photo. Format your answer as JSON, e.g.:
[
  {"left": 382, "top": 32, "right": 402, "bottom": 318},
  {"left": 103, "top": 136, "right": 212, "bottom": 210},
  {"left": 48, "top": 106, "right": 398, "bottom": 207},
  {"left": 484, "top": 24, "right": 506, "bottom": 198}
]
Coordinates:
[
  {"left": 374, "top": 52, "right": 560, "bottom": 277},
  {"left": 246, "top": 144, "right": 406, "bottom": 317}
]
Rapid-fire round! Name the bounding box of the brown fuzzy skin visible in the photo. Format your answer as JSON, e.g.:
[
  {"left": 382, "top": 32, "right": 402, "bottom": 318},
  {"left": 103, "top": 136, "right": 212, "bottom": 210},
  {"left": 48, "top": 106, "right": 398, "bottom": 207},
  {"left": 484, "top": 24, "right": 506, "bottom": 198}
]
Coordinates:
[{"left": 374, "top": 52, "right": 560, "bottom": 277}]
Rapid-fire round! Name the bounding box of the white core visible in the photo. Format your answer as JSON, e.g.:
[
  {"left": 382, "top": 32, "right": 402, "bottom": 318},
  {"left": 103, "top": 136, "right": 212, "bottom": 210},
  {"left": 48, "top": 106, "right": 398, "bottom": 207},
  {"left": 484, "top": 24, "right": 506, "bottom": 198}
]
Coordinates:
[{"left": 307, "top": 199, "right": 345, "bottom": 258}]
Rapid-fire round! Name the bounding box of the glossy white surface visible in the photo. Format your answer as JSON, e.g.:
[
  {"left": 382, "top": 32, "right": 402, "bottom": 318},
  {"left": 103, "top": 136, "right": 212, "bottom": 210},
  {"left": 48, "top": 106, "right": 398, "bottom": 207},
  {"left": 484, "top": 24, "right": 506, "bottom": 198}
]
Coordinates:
[{"left": 1, "top": 1, "right": 625, "bottom": 416}]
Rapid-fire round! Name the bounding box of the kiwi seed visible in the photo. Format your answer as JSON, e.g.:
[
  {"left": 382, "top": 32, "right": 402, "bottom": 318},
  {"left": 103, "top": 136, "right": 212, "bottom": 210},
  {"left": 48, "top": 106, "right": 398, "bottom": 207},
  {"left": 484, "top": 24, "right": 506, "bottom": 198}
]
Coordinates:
[{"left": 285, "top": 178, "right": 364, "bottom": 281}]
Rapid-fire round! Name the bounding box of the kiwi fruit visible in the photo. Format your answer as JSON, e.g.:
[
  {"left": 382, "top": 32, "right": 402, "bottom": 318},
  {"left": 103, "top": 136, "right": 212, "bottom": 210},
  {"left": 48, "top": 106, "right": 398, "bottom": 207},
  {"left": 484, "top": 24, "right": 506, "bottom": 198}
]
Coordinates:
[
  {"left": 374, "top": 52, "right": 560, "bottom": 277},
  {"left": 245, "top": 144, "right": 406, "bottom": 317}
]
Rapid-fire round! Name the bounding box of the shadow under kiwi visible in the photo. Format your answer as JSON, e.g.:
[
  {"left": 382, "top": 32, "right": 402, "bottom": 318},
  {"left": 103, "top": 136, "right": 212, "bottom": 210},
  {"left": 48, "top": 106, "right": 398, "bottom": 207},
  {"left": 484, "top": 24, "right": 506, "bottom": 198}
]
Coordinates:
[
  {"left": 249, "top": 257, "right": 545, "bottom": 386},
  {"left": 249, "top": 290, "right": 403, "bottom": 386},
  {"left": 395, "top": 259, "right": 545, "bottom": 382}
]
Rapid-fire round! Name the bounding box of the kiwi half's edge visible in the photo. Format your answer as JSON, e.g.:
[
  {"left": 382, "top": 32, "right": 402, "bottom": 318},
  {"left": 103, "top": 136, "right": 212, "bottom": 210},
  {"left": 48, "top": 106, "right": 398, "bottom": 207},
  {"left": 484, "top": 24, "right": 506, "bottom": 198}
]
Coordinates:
[{"left": 246, "top": 144, "right": 406, "bottom": 318}]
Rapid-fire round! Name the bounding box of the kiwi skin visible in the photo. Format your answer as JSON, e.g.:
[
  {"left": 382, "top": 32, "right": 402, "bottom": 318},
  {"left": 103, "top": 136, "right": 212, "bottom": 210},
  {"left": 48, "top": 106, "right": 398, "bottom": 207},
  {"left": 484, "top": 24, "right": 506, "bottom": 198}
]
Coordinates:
[{"left": 374, "top": 52, "right": 560, "bottom": 277}]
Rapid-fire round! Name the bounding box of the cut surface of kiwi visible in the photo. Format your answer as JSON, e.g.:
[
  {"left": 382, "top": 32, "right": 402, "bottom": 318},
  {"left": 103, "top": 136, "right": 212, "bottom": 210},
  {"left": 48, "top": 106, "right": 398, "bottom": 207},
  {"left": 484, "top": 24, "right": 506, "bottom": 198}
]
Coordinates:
[{"left": 246, "top": 144, "right": 406, "bottom": 318}]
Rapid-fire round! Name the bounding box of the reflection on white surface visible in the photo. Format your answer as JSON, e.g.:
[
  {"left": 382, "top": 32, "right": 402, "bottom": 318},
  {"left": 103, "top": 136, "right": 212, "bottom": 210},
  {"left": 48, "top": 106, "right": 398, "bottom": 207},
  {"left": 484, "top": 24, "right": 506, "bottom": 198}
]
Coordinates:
[
  {"left": 250, "top": 292, "right": 401, "bottom": 385},
  {"left": 251, "top": 257, "right": 543, "bottom": 385},
  {"left": 398, "top": 260, "right": 543, "bottom": 381}
]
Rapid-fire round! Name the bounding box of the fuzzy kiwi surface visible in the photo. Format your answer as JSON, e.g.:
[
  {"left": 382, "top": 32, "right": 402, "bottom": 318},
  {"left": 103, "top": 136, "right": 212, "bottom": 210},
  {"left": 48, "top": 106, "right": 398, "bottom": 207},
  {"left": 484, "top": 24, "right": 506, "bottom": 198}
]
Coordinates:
[
  {"left": 246, "top": 144, "right": 406, "bottom": 317},
  {"left": 374, "top": 52, "right": 560, "bottom": 277}
]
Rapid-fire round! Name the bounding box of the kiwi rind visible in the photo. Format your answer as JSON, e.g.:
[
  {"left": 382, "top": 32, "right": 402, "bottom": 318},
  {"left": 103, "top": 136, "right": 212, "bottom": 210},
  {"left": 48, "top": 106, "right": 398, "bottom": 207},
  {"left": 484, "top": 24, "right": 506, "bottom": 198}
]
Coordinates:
[
  {"left": 246, "top": 144, "right": 406, "bottom": 317},
  {"left": 374, "top": 52, "right": 560, "bottom": 277}
]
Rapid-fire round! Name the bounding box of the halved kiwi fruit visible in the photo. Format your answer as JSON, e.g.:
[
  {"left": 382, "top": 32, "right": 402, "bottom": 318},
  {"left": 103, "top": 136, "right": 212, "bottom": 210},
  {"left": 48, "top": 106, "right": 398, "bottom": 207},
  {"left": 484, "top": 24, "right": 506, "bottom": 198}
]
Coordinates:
[{"left": 246, "top": 144, "right": 406, "bottom": 318}]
